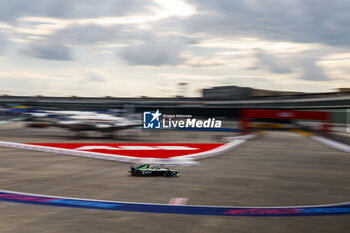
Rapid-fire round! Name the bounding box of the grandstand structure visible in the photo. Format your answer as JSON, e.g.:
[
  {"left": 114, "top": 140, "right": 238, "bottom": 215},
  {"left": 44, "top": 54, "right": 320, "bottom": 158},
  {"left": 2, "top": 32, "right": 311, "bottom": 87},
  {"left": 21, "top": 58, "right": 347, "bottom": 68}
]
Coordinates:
[{"left": 0, "top": 87, "right": 349, "bottom": 123}]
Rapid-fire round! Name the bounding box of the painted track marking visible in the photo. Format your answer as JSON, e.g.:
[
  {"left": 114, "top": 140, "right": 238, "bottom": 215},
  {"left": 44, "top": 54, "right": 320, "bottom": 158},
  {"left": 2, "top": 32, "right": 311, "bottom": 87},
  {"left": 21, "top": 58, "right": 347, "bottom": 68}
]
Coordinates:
[
  {"left": 0, "top": 139, "right": 253, "bottom": 165},
  {"left": 169, "top": 198, "right": 188, "bottom": 205},
  {"left": 0, "top": 189, "right": 350, "bottom": 216}
]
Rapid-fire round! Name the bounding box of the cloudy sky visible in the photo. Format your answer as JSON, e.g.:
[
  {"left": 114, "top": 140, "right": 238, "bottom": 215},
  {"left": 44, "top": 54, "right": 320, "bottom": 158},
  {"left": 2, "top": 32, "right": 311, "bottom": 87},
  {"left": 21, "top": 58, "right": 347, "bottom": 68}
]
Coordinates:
[{"left": 0, "top": 0, "right": 349, "bottom": 97}]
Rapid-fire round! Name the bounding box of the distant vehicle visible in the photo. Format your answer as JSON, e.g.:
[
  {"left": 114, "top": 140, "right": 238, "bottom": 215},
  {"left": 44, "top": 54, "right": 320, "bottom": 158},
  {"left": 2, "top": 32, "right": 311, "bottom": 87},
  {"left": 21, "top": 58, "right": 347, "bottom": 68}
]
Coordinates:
[
  {"left": 129, "top": 164, "right": 180, "bottom": 177},
  {"left": 27, "top": 121, "right": 52, "bottom": 128},
  {"left": 54, "top": 113, "right": 140, "bottom": 132},
  {"left": 25, "top": 110, "right": 141, "bottom": 133}
]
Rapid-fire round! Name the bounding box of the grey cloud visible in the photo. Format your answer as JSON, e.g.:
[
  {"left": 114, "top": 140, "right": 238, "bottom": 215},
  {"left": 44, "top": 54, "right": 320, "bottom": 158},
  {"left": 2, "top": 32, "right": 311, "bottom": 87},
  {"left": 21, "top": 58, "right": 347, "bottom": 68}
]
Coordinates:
[
  {"left": 120, "top": 42, "right": 183, "bottom": 66},
  {"left": 299, "top": 58, "right": 328, "bottom": 81},
  {"left": 39, "top": 23, "right": 196, "bottom": 66},
  {"left": 0, "top": 33, "right": 8, "bottom": 54},
  {"left": 0, "top": 0, "right": 71, "bottom": 21},
  {"left": 51, "top": 24, "right": 155, "bottom": 46},
  {"left": 58, "top": 0, "right": 156, "bottom": 19},
  {"left": 186, "top": 0, "right": 350, "bottom": 47},
  {"left": 22, "top": 24, "right": 135, "bottom": 61},
  {"left": 24, "top": 43, "right": 73, "bottom": 60},
  {"left": 22, "top": 23, "right": 159, "bottom": 61},
  {"left": 0, "top": 0, "right": 155, "bottom": 21},
  {"left": 53, "top": 24, "right": 120, "bottom": 45},
  {"left": 85, "top": 72, "right": 104, "bottom": 82},
  {"left": 254, "top": 50, "right": 328, "bottom": 81},
  {"left": 22, "top": 20, "right": 174, "bottom": 62},
  {"left": 8, "top": 0, "right": 350, "bottom": 71},
  {"left": 255, "top": 50, "right": 292, "bottom": 73},
  {"left": 119, "top": 37, "right": 194, "bottom": 66}
]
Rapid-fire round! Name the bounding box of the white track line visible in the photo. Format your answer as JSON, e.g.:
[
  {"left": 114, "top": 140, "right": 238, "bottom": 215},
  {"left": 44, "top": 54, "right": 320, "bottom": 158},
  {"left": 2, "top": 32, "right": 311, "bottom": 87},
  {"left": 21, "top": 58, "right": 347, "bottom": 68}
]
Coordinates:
[{"left": 311, "top": 136, "right": 350, "bottom": 154}]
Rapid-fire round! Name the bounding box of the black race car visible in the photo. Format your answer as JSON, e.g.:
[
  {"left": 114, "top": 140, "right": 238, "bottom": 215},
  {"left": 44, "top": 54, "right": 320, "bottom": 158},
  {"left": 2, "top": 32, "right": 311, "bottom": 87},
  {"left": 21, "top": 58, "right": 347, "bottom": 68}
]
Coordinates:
[{"left": 129, "top": 164, "right": 179, "bottom": 177}]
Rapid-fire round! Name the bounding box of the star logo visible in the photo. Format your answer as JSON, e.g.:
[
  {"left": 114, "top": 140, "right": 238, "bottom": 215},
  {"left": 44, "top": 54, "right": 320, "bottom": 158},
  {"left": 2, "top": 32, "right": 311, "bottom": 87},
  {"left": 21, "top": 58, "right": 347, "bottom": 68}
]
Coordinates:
[
  {"left": 151, "top": 109, "right": 162, "bottom": 122},
  {"left": 143, "top": 110, "right": 162, "bottom": 129}
]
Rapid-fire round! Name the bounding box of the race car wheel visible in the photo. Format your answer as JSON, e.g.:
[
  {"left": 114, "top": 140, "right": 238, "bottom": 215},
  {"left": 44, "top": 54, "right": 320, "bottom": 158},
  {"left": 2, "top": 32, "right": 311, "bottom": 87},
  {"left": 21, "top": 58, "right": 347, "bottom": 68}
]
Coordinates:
[
  {"left": 165, "top": 170, "right": 172, "bottom": 177},
  {"left": 134, "top": 170, "right": 141, "bottom": 176}
]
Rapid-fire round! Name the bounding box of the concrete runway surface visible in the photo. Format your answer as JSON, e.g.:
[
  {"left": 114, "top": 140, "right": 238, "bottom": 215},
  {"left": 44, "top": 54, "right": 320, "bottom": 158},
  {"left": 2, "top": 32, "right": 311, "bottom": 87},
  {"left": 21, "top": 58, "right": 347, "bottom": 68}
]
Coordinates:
[{"left": 0, "top": 123, "right": 349, "bottom": 232}]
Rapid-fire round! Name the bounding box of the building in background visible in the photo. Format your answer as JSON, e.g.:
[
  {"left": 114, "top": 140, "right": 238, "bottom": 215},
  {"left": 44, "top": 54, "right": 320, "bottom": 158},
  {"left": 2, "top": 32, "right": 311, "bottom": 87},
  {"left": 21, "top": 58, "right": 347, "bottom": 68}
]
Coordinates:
[{"left": 202, "top": 85, "right": 304, "bottom": 100}]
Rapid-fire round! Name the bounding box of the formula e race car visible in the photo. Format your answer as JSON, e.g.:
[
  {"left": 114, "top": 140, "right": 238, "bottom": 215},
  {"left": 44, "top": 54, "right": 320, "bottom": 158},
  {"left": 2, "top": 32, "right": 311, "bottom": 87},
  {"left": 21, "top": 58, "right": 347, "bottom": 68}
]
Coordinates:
[{"left": 129, "top": 164, "right": 179, "bottom": 177}]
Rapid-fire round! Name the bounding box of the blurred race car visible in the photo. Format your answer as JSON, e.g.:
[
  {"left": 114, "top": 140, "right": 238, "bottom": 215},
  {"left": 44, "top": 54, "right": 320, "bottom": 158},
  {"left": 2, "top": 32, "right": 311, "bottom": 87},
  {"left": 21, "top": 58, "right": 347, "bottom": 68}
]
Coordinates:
[{"left": 129, "top": 164, "right": 179, "bottom": 177}]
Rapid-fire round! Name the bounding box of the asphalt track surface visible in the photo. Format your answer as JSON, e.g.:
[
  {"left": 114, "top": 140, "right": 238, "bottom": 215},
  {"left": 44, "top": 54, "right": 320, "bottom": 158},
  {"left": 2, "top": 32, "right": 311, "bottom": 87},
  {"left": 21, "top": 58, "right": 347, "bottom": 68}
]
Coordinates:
[{"left": 0, "top": 123, "right": 349, "bottom": 232}]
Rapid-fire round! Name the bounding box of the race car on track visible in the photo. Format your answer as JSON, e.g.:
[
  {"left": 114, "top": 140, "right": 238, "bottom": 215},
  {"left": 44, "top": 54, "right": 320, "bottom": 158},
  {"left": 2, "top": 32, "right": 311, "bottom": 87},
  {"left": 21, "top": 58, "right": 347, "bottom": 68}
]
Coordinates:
[{"left": 129, "top": 164, "right": 179, "bottom": 177}]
